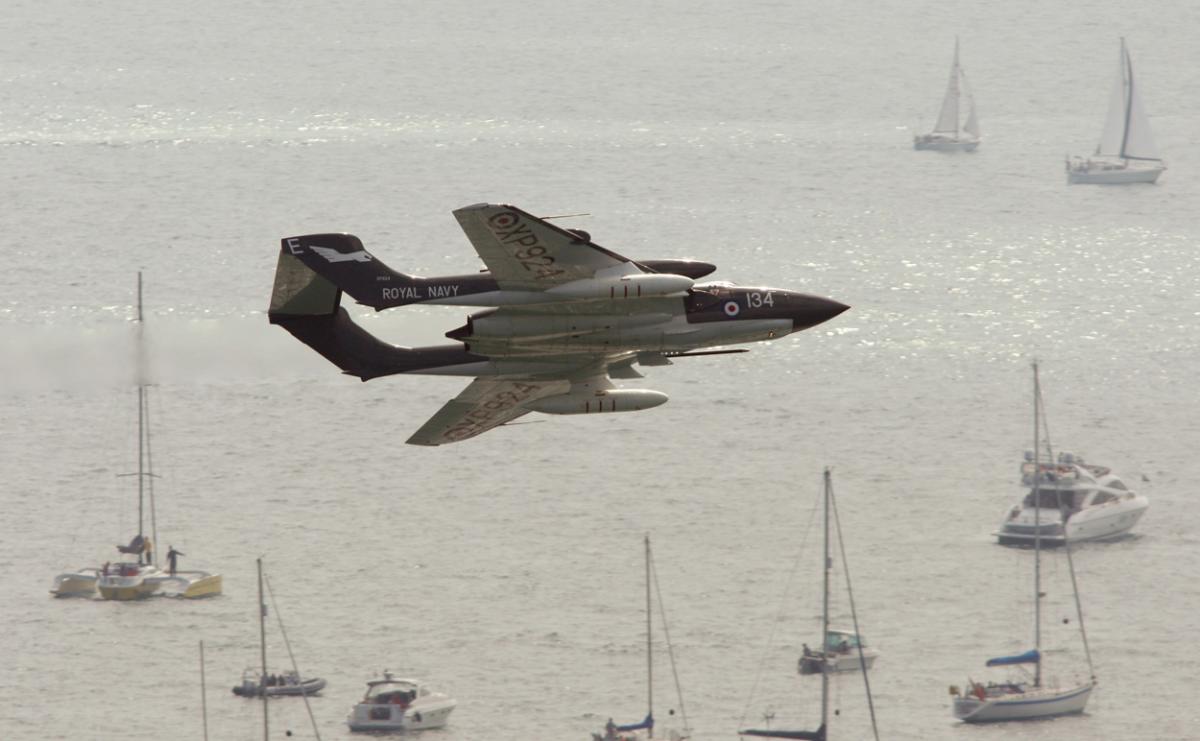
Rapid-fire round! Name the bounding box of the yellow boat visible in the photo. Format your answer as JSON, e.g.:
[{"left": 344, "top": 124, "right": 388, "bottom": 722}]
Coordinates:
[{"left": 50, "top": 273, "right": 222, "bottom": 602}]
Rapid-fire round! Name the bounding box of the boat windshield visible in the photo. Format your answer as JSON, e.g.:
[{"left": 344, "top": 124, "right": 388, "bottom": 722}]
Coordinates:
[
  {"left": 366, "top": 680, "right": 418, "bottom": 701},
  {"left": 825, "top": 631, "right": 863, "bottom": 650},
  {"left": 1022, "top": 488, "right": 1083, "bottom": 510}
]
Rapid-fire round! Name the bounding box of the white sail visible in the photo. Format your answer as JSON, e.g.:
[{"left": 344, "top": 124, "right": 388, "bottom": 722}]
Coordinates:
[
  {"left": 1095, "top": 38, "right": 1160, "bottom": 162},
  {"left": 1122, "top": 54, "right": 1160, "bottom": 161},
  {"left": 933, "top": 39, "right": 961, "bottom": 134}
]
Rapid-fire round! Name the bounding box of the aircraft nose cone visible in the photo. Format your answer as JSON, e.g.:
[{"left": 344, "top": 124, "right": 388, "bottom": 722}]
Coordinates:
[{"left": 791, "top": 295, "right": 849, "bottom": 331}]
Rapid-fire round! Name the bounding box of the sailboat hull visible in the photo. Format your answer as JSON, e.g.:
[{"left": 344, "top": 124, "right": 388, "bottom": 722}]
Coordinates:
[
  {"left": 954, "top": 682, "right": 1093, "bottom": 722},
  {"left": 50, "top": 571, "right": 99, "bottom": 598},
  {"left": 914, "top": 135, "right": 979, "bottom": 152},
  {"left": 1067, "top": 162, "right": 1164, "bottom": 184},
  {"left": 98, "top": 567, "right": 164, "bottom": 601},
  {"left": 98, "top": 579, "right": 161, "bottom": 601}
]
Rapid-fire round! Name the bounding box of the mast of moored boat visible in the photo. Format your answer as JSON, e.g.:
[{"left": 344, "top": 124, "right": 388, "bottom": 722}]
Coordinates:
[
  {"left": 258, "top": 558, "right": 269, "bottom": 740},
  {"left": 1032, "top": 362, "right": 1043, "bottom": 689},
  {"left": 645, "top": 534, "right": 654, "bottom": 738},
  {"left": 136, "top": 273, "right": 146, "bottom": 562},
  {"left": 819, "top": 469, "right": 831, "bottom": 732},
  {"left": 200, "top": 640, "right": 210, "bottom": 741}
]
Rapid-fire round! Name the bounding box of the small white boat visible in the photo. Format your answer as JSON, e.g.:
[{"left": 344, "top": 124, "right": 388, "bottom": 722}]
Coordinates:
[
  {"left": 997, "top": 452, "right": 1149, "bottom": 545},
  {"left": 233, "top": 669, "right": 326, "bottom": 697},
  {"left": 798, "top": 628, "right": 880, "bottom": 674},
  {"left": 953, "top": 671, "right": 1093, "bottom": 722},
  {"left": 1067, "top": 37, "right": 1165, "bottom": 184},
  {"left": 914, "top": 37, "right": 980, "bottom": 152},
  {"left": 347, "top": 671, "right": 456, "bottom": 732}
]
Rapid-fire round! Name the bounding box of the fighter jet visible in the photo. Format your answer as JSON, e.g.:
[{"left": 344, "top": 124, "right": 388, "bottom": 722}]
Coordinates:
[{"left": 267, "top": 203, "right": 848, "bottom": 445}]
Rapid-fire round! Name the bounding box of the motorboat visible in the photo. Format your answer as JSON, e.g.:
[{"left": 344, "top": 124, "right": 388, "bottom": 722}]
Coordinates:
[
  {"left": 951, "top": 363, "right": 1096, "bottom": 724},
  {"left": 1067, "top": 38, "right": 1165, "bottom": 184},
  {"left": 347, "top": 671, "right": 456, "bottom": 732},
  {"left": 798, "top": 628, "right": 880, "bottom": 674},
  {"left": 914, "top": 37, "right": 980, "bottom": 152},
  {"left": 996, "top": 451, "right": 1149, "bottom": 545},
  {"left": 233, "top": 669, "right": 326, "bottom": 697}
]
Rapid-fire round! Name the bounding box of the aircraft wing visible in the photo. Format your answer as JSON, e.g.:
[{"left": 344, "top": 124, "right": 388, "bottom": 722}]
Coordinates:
[
  {"left": 406, "top": 377, "right": 570, "bottom": 446},
  {"left": 453, "top": 203, "right": 637, "bottom": 290}
]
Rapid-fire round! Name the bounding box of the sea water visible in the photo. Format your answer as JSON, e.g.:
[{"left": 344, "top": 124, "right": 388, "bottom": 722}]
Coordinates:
[{"left": 2, "top": 1, "right": 1199, "bottom": 739}]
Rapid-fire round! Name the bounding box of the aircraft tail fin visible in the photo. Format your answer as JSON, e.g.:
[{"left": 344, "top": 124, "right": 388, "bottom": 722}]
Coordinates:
[
  {"left": 268, "top": 245, "right": 477, "bottom": 380},
  {"left": 277, "top": 233, "right": 419, "bottom": 309}
]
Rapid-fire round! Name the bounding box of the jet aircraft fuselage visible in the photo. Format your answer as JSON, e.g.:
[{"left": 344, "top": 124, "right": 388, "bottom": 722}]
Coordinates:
[{"left": 268, "top": 203, "right": 848, "bottom": 444}]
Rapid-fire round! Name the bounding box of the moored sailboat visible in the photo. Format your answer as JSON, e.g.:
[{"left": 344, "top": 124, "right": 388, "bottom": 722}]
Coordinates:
[
  {"left": 592, "top": 535, "right": 690, "bottom": 741},
  {"left": 1067, "top": 38, "right": 1165, "bottom": 184},
  {"left": 51, "top": 273, "right": 221, "bottom": 600},
  {"left": 914, "top": 37, "right": 980, "bottom": 152},
  {"left": 740, "top": 469, "right": 880, "bottom": 741},
  {"left": 951, "top": 362, "right": 1097, "bottom": 722}
]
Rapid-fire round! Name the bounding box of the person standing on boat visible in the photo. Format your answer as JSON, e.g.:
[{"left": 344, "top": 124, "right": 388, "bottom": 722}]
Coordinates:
[{"left": 166, "top": 545, "right": 184, "bottom": 575}]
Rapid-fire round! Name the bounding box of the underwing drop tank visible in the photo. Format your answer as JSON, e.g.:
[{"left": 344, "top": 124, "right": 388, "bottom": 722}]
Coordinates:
[
  {"left": 523, "top": 389, "right": 668, "bottom": 415},
  {"left": 544, "top": 273, "right": 694, "bottom": 300}
]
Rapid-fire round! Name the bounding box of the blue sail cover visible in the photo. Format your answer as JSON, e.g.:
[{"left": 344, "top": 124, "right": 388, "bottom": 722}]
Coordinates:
[
  {"left": 986, "top": 649, "right": 1040, "bottom": 667},
  {"left": 616, "top": 713, "right": 653, "bottom": 732}
]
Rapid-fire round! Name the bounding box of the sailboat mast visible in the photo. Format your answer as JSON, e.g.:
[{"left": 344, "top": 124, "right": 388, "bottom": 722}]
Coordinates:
[
  {"left": 200, "top": 640, "right": 210, "bottom": 741},
  {"left": 645, "top": 534, "right": 654, "bottom": 738},
  {"left": 136, "top": 272, "right": 145, "bottom": 544},
  {"left": 1032, "top": 363, "right": 1043, "bottom": 688},
  {"left": 820, "top": 468, "right": 831, "bottom": 730},
  {"left": 258, "top": 558, "right": 269, "bottom": 740}
]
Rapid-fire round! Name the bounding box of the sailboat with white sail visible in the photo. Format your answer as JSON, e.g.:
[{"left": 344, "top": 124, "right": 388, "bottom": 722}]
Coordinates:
[
  {"left": 1067, "top": 38, "right": 1165, "bottom": 184},
  {"left": 591, "top": 535, "right": 690, "bottom": 741},
  {"left": 914, "top": 38, "right": 980, "bottom": 152},
  {"left": 950, "top": 362, "right": 1097, "bottom": 722},
  {"left": 50, "top": 273, "right": 221, "bottom": 600},
  {"left": 740, "top": 469, "right": 880, "bottom": 741}
]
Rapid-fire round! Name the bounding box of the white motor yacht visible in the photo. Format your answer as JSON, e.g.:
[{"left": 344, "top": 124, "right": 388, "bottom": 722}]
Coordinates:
[
  {"left": 347, "top": 671, "right": 456, "bottom": 732},
  {"left": 996, "top": 452, "right": 1149, "bottom": 546}
]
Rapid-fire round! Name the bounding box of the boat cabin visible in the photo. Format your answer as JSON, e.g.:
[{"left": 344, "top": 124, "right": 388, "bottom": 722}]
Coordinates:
[
  {"left": 824, "top": 629, "right": 867, "bottom": 653},
  {"left": 362, "top": 673, "right": 425, "bottom": 705}
]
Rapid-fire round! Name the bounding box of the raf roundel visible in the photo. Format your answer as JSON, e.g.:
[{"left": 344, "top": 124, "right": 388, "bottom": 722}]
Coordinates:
[
  {"left": 488, "top": 212, "right": 518, "bottom": 229},
  {"left": 723, "top": 301, "right": 740, "bottom": 317}
]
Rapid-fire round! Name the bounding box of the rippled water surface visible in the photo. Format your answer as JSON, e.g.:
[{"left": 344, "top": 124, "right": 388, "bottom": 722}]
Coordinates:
[{"left": 3, "top": 1, "right": 1200, "bottom": 739}]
